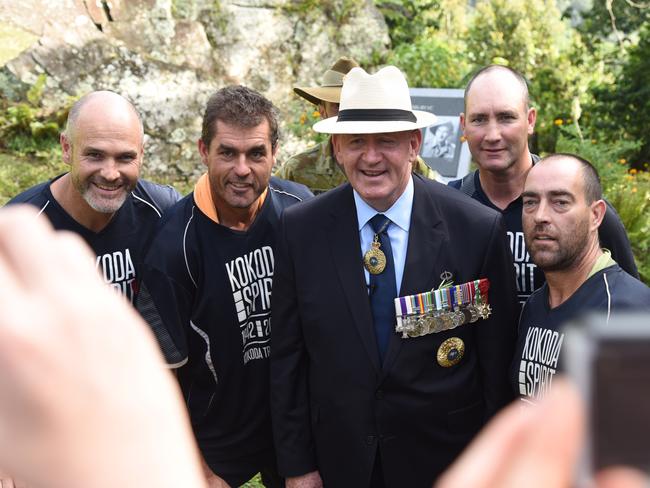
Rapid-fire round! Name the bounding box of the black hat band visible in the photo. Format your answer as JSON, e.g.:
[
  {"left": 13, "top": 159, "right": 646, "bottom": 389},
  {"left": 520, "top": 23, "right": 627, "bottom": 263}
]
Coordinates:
[{"left": 336, "top": 109, "right": 416, "bottom": 123}]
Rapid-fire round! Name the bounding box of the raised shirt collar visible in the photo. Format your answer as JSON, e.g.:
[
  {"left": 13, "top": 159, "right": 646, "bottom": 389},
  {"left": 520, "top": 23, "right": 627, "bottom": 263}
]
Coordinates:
[{"left": 353, "top": 175, "right": 414, "bottom": 232}]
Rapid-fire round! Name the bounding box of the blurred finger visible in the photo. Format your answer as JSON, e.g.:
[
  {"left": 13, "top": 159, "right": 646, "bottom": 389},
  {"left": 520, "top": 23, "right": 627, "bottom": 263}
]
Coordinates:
[
  {"left": 495, "top": 379, "right": 584, "bottom": 488},
  {"left": 0, "top": 476, "right": 16, "bottom": 488},
  {"left": 436, "top": 380, "right": 584, "bottom": 488},
  {"left": 0, "top": 207, "right": 57, "bottom": 289},
  {"left": 49, "top": 230, "right": 101, "bottom": 280},
  {"left": 435, "top": 398, "right": 536, "bottom": 487},
  {"left": 595, "top": 467, "right": 648, "bottom": 488}
]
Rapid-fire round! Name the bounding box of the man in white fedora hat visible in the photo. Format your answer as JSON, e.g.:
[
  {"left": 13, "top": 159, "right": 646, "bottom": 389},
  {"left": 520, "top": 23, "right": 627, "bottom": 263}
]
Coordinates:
[
  {"left": 275, "top": 57, "right": 439, "bottom": 194},
  {"left": 270, "top": 66, "right": 520, "bottom": 487}
]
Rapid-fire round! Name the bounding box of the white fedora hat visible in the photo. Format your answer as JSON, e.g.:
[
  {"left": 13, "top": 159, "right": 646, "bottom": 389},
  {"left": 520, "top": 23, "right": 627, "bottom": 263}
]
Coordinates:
[{"left": 313, "top": 66, "right": 437, "bottom": 134}]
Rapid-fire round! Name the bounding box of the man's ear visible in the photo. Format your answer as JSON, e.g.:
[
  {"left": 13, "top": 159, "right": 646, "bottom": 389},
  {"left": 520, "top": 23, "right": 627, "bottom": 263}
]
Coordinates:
[
  {"left": 460, "top": 112, "right": 466, "bottom": 132},
  {"left": 527, "top": 107, "right": 537, "bottom": 135},
  {"left": 591, "top": 199, "right": 607, "bottom": 231},
  {"left": 197, "top": 139, "right": 209, "bottom": 167},
  {"left": 410, "top": 129, "right": 423, "bottom": 160},
  {"left": 331, "top": 134, "right": 341, "bottom": 159},
  {"left": 60, "top": 133, "right": 72, "bottom": 165},
  {"left": 272, "top": 143, "right": 280, "bottom": 166}
]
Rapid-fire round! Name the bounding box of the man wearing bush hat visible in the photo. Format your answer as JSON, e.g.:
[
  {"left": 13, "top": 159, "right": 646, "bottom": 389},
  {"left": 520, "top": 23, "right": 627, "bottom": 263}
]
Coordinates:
[
  {"left": 275, "top": 57, "right": 439, "bottom": 194},
  {"left": 271, "top": 66, "right": 519, "bottom": 488}
]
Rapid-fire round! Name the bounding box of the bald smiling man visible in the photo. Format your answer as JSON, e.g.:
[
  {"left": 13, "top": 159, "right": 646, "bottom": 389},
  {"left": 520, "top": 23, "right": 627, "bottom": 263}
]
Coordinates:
[{"left": 6, "top": 91, "right": 180, "bottom": 304}]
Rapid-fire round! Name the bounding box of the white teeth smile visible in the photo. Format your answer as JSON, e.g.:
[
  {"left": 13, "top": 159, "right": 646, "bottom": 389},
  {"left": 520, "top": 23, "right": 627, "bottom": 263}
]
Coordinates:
[{"left": 95, "top": 184, "right": 120, "bottom": 191}]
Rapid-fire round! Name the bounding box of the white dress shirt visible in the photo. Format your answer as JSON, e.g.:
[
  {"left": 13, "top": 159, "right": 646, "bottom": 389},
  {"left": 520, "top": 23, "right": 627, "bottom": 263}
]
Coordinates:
[{"left": 353, "top": 176, "right": 414, "bottom": 294}]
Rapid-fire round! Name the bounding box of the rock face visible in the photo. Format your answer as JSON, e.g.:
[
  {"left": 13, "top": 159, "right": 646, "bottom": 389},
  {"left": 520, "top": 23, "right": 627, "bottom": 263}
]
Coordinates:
[{"left": 0, "top": 0, "right": 390, "bottom": 182}]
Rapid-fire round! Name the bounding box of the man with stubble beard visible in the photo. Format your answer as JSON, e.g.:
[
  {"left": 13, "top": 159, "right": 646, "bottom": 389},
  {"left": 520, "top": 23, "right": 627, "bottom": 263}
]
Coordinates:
[
  {"left": 511, "top": 153, "right": 650, "bottom": 403},
  {"left": 136, "top": 86, "right": 311, "bottom": 487},
  {"left": 6, "top": 91, "right": 180, "bottom": 304},
  {"left": 449, "top": 65, "right": 638, "bottom": 305}
]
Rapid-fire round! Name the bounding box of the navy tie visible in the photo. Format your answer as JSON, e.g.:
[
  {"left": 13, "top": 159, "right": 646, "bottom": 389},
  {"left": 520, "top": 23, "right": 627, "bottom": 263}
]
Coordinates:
[{"left": 369, "top": 214, "right": 397, "bottom": 363}]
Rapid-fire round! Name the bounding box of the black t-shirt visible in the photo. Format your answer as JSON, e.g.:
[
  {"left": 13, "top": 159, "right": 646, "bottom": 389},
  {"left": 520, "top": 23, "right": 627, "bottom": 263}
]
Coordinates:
[
  {"left": 450, "top": 170, "right": 544, "bottom": 303},
  {"left": 136, "top": 178, "right": 311, "bottom": 483},
  {"left": 449, "top": 164, "right": 639, "bottom": 303},
  {"left": 6, "top": 174, "right": 180, "bottom": 303},
  {"left": 511, "top": 264, "right": 650, "bottom": 402}
]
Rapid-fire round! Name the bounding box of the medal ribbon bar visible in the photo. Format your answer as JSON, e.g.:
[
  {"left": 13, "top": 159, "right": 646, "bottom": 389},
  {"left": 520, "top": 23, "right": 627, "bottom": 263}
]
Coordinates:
[{"left": 394, "top": 278, "right": 491, "bottom": 338}]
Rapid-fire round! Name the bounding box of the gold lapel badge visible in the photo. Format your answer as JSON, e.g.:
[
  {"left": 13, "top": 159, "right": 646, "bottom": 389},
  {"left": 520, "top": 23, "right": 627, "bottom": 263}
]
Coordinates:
[
  {"left": 437, "top": 337, "right": 465, "bottom": 367},
  {"left": 363, "top": 234, "right": 386, "bottom": 275}
]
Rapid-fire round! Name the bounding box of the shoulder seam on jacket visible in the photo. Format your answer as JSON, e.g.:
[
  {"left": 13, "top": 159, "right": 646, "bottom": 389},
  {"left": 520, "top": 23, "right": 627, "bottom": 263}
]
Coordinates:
[
  {"left": 37, "top": 200, "right": 50, "bottom": 216},
  {"left": 459, "top": 171, "right": 476, "bottom": 197},
  {"left": 603, "top": 272, "right": 612, "bottom": 323},
  {"left": 131, "top": 191, "right": 162, "bottom": 218},
  {"left": 183, "top": 206, "right": 198, "bottom": 288},
  {"left": 269, "top": 185, "right": 304, "bottom": 202}
]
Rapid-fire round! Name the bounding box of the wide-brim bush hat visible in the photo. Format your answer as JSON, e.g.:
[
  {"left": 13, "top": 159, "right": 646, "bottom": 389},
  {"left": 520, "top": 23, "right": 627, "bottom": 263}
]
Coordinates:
[
  {"left": 293, "top": 57, "right": 359, "bottom": 105},
  {"left": 313, "top": 66, "right": 437, "bottom": 134}
]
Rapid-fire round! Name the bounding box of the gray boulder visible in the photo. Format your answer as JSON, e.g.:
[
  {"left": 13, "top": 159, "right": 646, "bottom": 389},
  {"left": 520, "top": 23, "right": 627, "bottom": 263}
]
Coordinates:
[{"left": 0, "top": 0, "right": 389, "bottom": 183}]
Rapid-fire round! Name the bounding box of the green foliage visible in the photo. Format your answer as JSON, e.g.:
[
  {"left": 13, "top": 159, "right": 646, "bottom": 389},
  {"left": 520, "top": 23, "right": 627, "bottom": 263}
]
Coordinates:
[
  {"left": 382, "top": 0, "right": 604, "bottom": 154},
  {"left": 463, "top": 0, "right": 600, "bottom": 154},
  {"left": 574, "top": 0, "right": 650, "bottom": 41},
  {"left": 374, "top": 0, "right": 442, "bottom": 45},
  {"left": 587, "top": 23, "right": 650, "bottom": 169},
  {"left": 284, "top": 99, "right": 328, "bottom": 145},
  {"left": 0, "top": 74, "right": 73, "bottom": 205},
  {"left": 282, "top": 0, "right": 360, "bottom": 24},
  {"left": 377, "top": 0, "right": 470, "bottom": 88},
  {"left": 557, "top": 126, "right": 650, "bottom": 284},
  {"left": 388, "top": 31, "right": 468, "bottom": 88},
  {"left": 0, "top": 74, "right": 67, "bottom": 156},
  {"left": 608, "top": 171, "right": 650, "bottom": 285},
  {"left": 555, "top": 125, "right": 639, "bottom": 192}
]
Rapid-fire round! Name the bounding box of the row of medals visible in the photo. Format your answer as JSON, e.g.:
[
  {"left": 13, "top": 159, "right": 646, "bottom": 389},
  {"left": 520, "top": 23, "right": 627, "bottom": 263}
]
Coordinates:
[
  {"left": 363, "top": 235, "right": 492, "bottom": 340},
  {"left": 396, "top": 302, "right": 492, "bottom": 339}
]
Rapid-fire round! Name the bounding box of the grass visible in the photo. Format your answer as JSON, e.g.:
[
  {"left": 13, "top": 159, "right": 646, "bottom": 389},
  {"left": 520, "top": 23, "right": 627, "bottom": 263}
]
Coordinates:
[{"left": 0, "top": 150, "right": 67, "bottom": 205}]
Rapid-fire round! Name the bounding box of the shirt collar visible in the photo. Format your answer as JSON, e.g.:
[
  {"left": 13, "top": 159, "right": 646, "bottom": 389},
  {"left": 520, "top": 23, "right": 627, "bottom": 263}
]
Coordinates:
[
  {"left": 353, "top": 175, "right": 414, "bottom": 232},
  {"left": 587, "top": 249, "right": 617, "bottom": 279}
]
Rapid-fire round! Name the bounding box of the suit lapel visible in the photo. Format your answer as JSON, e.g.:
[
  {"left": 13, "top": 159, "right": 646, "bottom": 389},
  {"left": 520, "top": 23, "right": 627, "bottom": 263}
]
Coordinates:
[
  {"left": 382, "top": 176, "right": 447, "bottom": 372},
  {"left": 326, "top": 186, "right": 381, "bottom": 374}
]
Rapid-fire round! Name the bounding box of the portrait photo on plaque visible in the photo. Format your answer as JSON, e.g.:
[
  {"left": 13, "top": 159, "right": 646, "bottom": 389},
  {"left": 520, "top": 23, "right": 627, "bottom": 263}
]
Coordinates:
[
  {"left": 421, "top": 117, "right": 459, "bottom": 161},
  {"left": 410, "top": 88, "right": 470, "bottom": 182}
]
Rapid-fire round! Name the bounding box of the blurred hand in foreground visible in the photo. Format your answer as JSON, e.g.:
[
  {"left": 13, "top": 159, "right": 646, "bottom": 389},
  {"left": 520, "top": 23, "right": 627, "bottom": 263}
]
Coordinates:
[
  {"left": 0, "top": 206, "right": 206, "bottom": 488},
  {"left": 435, "top": 380, "right": 647, "bottom": 488}
]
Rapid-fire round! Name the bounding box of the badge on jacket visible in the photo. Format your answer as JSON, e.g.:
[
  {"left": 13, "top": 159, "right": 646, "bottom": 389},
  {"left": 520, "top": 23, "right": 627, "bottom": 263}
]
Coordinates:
[{"left": 437, "top": 337, "right": 465, "bottom": 367}]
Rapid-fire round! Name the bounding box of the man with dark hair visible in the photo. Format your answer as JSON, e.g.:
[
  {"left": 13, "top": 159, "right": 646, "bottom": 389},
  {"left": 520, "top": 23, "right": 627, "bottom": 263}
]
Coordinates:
[
  {"left": 512, "top": 153, "right": 650, "bottom": 402},
  {"left": 271, "top": 66, "right": 518, "bottom": 488},
  {"left": 6, "top": 90, "right": 180, "bottom": 304},
  {"left": 136, "top": 85, "right": 312, "bottom": 487},
  {"left": 201, "top": 86, "right": 280, "bottom": 150},
  {"left": 449, "top": 65, "right": 638, "bottom": 304},
  {"left": 275, "top": 57, "right": 439, "bottom": 194}
]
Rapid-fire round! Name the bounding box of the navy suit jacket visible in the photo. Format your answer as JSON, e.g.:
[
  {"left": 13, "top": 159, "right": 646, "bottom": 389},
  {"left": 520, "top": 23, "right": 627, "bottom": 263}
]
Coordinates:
[{"left": 270, "top": 174, "right": 519, "bottom": 488}]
